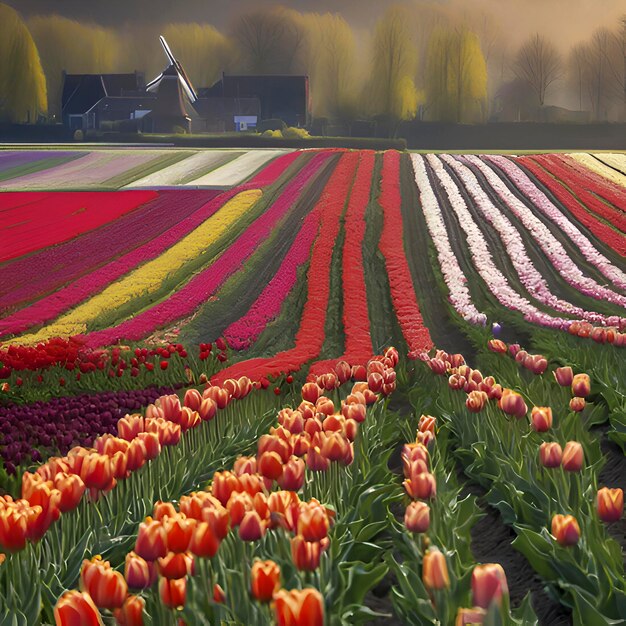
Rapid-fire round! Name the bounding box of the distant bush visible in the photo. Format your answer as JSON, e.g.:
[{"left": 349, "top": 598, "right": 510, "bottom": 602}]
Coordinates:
[
  {"left": 262, "top": 129, "right": 283, "bottom": 138},
  {"left": 282, "top": 126, "right": 310, "bottom": 139},
  {"left": 257, "top": 118, "right": 286, "bottom": 133}
]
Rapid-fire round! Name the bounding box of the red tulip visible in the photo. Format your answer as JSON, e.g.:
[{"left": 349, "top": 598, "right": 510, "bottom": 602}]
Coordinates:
[
  {"left": 297, "top": 503, "right": 330, "bottom": 542},
  {"left": 113, "top": 595, "right": 145, "bottom": 626},
  {"left": 238, "top": 511, "right": 266, "bottom": 541},
  {"left": 159, "top": 577, "right": 186, "bottom": 609},
  {"left": 569, "top": 397, "right": 586, "bottom": 412},
  {"left": 571, "top": 373, "right": 591, "bottom": 398},
  {"left": 422, "top": 548, "right": 450, "bottom": 590},
  {"left": 466, "top": 390, "right": 488, "bottom": 413},
  {"left": 125, "top": 551, "right": 155, "bottom": 589},
  {"left": 539, "top": 442, "right": 562, "bottom": 468},
  {"left": 553, "top": 366, "right": 574, "bottom": 387},
  {"left": 403, "top": 473, "right": 436, "bottom": 500},
  {"left": 561, "top": 441, "right": 584, "bottom": 472},
  {"left": 404, "top": 501, "right": 430, "bottom": 533},
  {"left": 135, "top": 518, "right": 167, "bottom": 561},
  {"left": 290, "top": 535, "right": 327, "bottom": 571},
  {"left": 499, "top": 390, "right": 527, "bottom": 419},
  {"left": 273, "top": 587, "right": 324, "bottom": 626},
  {"left": 278, "top": 457, "right": 305, "bottom": 491},
  {"left": 80, "top": 555, "right": 127, "bottom": 609},
  {"left": 54, "top": 591, "right": 103, "bottom": 626},
  {"left": 530, "top": 407, "right": 552, "bottom": 432}
]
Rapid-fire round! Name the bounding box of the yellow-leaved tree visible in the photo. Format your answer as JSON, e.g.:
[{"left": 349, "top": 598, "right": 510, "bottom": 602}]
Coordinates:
[
  {"left": 28, "top": 15, "right": 121, "bottom": 118},
  {"left": 367, "top": 5, "right": 420, "bottom": 123},
  {"left": 425, "top": 26, "right": 487, "bottom": 123},
  {"left": 0, "top": 4, "right": 47, "bottom": 123}
]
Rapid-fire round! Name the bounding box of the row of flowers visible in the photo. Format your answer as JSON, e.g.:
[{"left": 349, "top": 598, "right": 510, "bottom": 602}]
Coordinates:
[
  {"left": 516, "top": 156, "right": 626, "bottom": 256},
  {"left": 81, "top": 152, "right": 332, "bottom": 349},
  {"left": 484, "top": 155, "right": 626, "bottom": 289},
  {"left": 0, "top": 190, "right": 220, "bottom": 336},
  {"left": 410, "top": 154, "right": 487, "bottom": 326},
  {"left": 378, "top": 151, "right": 433, "bottom": 354},
  {"left": 212, "top": 151, "right": 361, "bottom": 385},
  {"left": 0, "top": 189, "right": 157, "bottom": 264},
  {"left": 50, "top": 349, "right": 400, "bottom": 625},
  {"left": 442, "top": 154, "right": 624, "bottom": 327},
  {"left": 570, "top": 153, "right": 626, "bottom": 188},
  {"left": 461, "top": 155, "right": 626, "bottom": 319},
  {"left": 426, "top": 154, "right": 572, "bottom": 331},
  {"left": 532, "top": 154, "right": 626, "bottom": 232},
  {"left": 417, "top": 345, "right": 625, "bottom": 623}
]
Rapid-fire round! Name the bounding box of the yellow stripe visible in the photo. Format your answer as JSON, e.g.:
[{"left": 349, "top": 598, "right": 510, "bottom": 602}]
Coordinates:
[
  {"left": 15, "top": 189, "right": 262, "bottom": 344},
  {"left": 570, "top": 153, "right": 626, "bottom": 188}
]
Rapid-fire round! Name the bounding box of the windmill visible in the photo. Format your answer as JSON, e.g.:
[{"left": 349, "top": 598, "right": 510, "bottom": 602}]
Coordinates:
[
  {"left": 146, "top": 36, "right": 198, "bottom": 104},
  {"left": 144, "top": 36, "right": 195, "bottom": 132}
]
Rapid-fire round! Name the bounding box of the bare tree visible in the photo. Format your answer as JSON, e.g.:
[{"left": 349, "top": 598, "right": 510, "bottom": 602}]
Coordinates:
[{"left": 513, "top": 33, "right": 562, "bottom": 106}]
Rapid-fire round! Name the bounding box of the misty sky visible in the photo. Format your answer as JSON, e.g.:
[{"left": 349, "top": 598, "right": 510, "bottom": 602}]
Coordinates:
[{"left": 5, "top": 0, "right": 625, "bottom": 51}]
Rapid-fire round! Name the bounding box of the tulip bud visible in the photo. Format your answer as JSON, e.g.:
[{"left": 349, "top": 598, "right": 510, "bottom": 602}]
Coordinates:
[
  {"left": 278, "top": 457, "right": 305, "bottom": 491},
  {"left": 251, "top": 560, "right": 281, "bottom": 602},
  {"left": 472, "top": 563, "right": 508, "bottom": 609},
  {"left": 213, "top": 583, "right": 226, "bottom": 603},
  {"left": 571, "top": 373, "right": 591, "bottom": 398},
  {"left": 114, "top": 595, "right": 145, "bottom": 626},
  {"left": 125, "top": 551, "right": 155, "bottom": 589},
  {"left": 539, "top": 442, "right": 562, "bottom": 468},
  {"left": 561, "top": 441, "right": 584, "bottom": 472},
  {"left": 455, "top": 607, "right": 487, "bottom": 625},
  {"left": 238, "top": 511, "right": 266, "bottom": 541},
  {"left": 530, "top": 407, "right": 553, "bottom": 432},
  {"left": 159, "top": 577, "right": 186, "bottom": 609},
  {"left": 498, "top": 390, "right": 527, "bottom": 419},
  {"left": 487, "top": 339, "right": 507, "bottom": 353},
  {"left": 553, "top": 366, "right": 574, "bottom": 387},
  {"left": 551, "top": 514, "right": 580, "bottom": 546},
  {"left": 597, "top": 488, "right": 623, "bottom": 523},
  {"left": 404, "top": 501, "right": 430, "bottom": 533},
  {"left": 422, "top": 547, "right": 450, "bottom": 590},
  {"left": 403, "top": 472, "right": 436, "bottom": 499},
  {"left": 54, "top": 591, "right": 103, "bottom": 626},
  {"left": 80, "top": 556, "right": 127, "bottom": 609},
  {"left": 569, "top": 397, "right": 585, "bottom": 412},
  {"left": 466, "top": 390, "right": 488, "bottom": 413},
  {"left": 135, "top": 518, "right": 167, "bottom": 561},
  {"left": 297, "top": 504, "right": 330, "bottom": 542},
  {"left": 290, "top": 535, "right": 326, "bottom": 571}
]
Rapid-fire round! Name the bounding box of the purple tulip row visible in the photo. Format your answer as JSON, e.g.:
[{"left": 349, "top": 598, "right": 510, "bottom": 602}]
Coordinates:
[{"left": 0, "top": 384, "right": 178, "bottom": 475}]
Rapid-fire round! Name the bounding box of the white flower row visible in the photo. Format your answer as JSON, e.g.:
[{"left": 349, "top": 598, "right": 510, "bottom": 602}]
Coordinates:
[
  {"left": 484, "top": 155, "right": 626, "bottom": 291},
  {"left": 426, "top": 154, "right": 570, "bottom": 330},
  {"left": 443, "top": 154, "right": 625, "bottom": 328},
  {"left": 410, "top": 155, "right": 487, "bottom": 326}
]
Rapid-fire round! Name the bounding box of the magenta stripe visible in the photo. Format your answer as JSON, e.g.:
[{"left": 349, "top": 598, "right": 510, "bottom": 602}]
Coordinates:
[{"left": 82, "top": 151, "right": 330, "bottom": 347}]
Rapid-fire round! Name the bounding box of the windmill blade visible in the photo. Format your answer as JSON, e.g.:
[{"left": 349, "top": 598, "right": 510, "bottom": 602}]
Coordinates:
[
  {"left": 159, "top": 36, "right": 177, "bottom": 66},
  {"left": 145, "top": 72, "right": 164, "bottom": 92},
  {"left": 175, "top": 64, "right": 198, "bottom": 103}
]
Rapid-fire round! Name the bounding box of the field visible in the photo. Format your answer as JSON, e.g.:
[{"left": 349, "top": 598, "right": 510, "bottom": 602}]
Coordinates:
[{"left": 0, "top": 147, "right": 624, "bottom": 626}]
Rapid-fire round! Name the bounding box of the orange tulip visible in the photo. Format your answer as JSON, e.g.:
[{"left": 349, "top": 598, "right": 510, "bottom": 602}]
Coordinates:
[
  {"left": 290, "top": 535, "right": 327, "bottom": 571},
  {"left": 466, "top": 390, "right": 489, "bottom": 413},
  {"left": 472, "top": 563, "right": 508, "bottom": 609},
  {"left": 553, "top": 366, "right": 574, "bottom": 387},
  {"left": 561, "top": 442, "right": 584, "bottom": 472},
  {"left": 190, "top": 521, "right": 221, "bottom": 558},
  {"left": 258, "top": 435, "right": 292, "bottom": 463},
  {"left": 297, "top": 504, "right": 330, "bottom": 542},
  {"left": 54, "top": 590, "right": 103, "bottom": 626},
  {"left": 213, "top": 583, "right": 226, "bottom": 603},
  {"left": 597, "top": 488, "right": 623, "bottom": 523},
  {"left": 302, "top": 382, "right": 322, "bottom": 403},
  {"left": 163, "top": 514, "right": 194, "bottom": 553},
  {"left": 306, "top": 446, "right": 330, "bottom": 472},
  {"left": 571, "top": 373, "right": 591, "bottom": 398},
  {"left": 113, "top": 595, "right": 145, "bottom": 626},
  {"left": 258, "top": 451, "right": 284, "bottom": 481},
  {"left": 251, "top": 559, "right": 281, "bottom": 602},
  {"left": 80, "top": 555, "right": 127, "bottom": 609},
  {"left": 274, "top": 587, "right": 324, "bottom": 626},
  {"left": 551, "top": 514, "right": 580, "bottom": 546},
  {"left": 404, "top": 501, "right": 430, "bottom": 533},
  {"left": 211, "top": 471, "right": 241, "bottom": 506},
  {"left": 530, "top": 407, "right": 553, "bottom": 432},
  {"left": 137, "top": 432, "right": 161, "bottom": 461},
  {"left": 135, "top": 517, "right": 167, "bottom": 561},
  {"left": 227, "top": 491, "right": 254, "bottom": 526},
  {"left": 80, "top": 453, "right": 114, "bottom": 491},
  {"left": 487, "top": 339, "right": 508, "bottom": 353},
  {"left": 125, "top": 551, "right": 155, "bottom": 589},
  {"left": 455, "top": 607, "right": 487, "bottom": 625},
  {"left": 159, "top": 577, "right": 187, "bottom": 609},
  {"left": 422, "top": 547, "right": 450, "bottom": 590},
  {"left": 403, "top": 473, "right": 436, "bottom": 500},
  {"left": 569, "top": 397, "right": 585, "bottom": 412},
  {"left": 117, "top": 415, "right": 145, "bottom": 441},
  {"left": 0, "top": 504, "right": 31, "bottom": 552},
  {"left": 158, "top": 551, "right": 192, "bottom": 580},
  {"left": 539, "top": 442, "right": 562, "bottom": 468}
]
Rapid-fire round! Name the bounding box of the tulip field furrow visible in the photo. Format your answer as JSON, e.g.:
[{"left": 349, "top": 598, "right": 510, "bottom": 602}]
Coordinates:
[{"left": 0, "top": 149, "right": 625, "bottom": 626}]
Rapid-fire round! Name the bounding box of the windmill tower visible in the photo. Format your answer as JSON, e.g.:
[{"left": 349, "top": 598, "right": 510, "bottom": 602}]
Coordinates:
[{"left": 144, "top": 36, "right": 197, "bottom": 133}]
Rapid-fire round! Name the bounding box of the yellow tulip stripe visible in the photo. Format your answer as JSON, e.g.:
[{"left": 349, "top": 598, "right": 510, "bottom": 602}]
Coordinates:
[
  {"left": 570, "top": 153, "right": 626, "bottom": 188},
  {"left": 14, "top": 189, "right": 262, "bottom": 345}
]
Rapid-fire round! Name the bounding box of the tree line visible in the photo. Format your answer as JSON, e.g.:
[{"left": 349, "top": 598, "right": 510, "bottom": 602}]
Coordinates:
[{"left": 0, "top": 2, "right": 623, "bottom": 125}]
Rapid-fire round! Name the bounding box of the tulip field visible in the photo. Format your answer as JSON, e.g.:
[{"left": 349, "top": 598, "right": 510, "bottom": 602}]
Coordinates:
[{"left": 0, "top": 147, "right": 624, "bottom": 626}]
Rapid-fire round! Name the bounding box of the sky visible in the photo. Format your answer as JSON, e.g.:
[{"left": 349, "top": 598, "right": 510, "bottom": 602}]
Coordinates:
[{"left": 6, "top": 0, "right": 625, "bottom": 52}]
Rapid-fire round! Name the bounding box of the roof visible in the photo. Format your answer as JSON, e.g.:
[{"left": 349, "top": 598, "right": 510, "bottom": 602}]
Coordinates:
[
  {"left": 61, "top": 73, "right": 143, "bottom": 116},
  {"left": 191, "top": 97, "right": 261, "bottom": 119}
]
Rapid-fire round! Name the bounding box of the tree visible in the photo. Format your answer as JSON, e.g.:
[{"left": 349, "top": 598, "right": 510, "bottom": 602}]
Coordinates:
[
  {"left": 367, "top": 5, "right": 419, "bottom": 122},
  {"left": 303, "top": 13, "right": 358, "bottom": 120},
  {"left": 425, "top": 27, "right": 487, "bottom": 123},
  {"left": 230, "top": 8, "right": 306, "bottom": 74},
  {"left": 0, "top": 4, "right": 47, "bottom": 122},
  {"left": 162, "top": 23, "right": 231, "bottom": 88},
  {"left": 28, "top": 15, "right": 120, "bottom": 117},
  {"left": 513, "top": 33, "right": 562, "bottom": 107}
]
